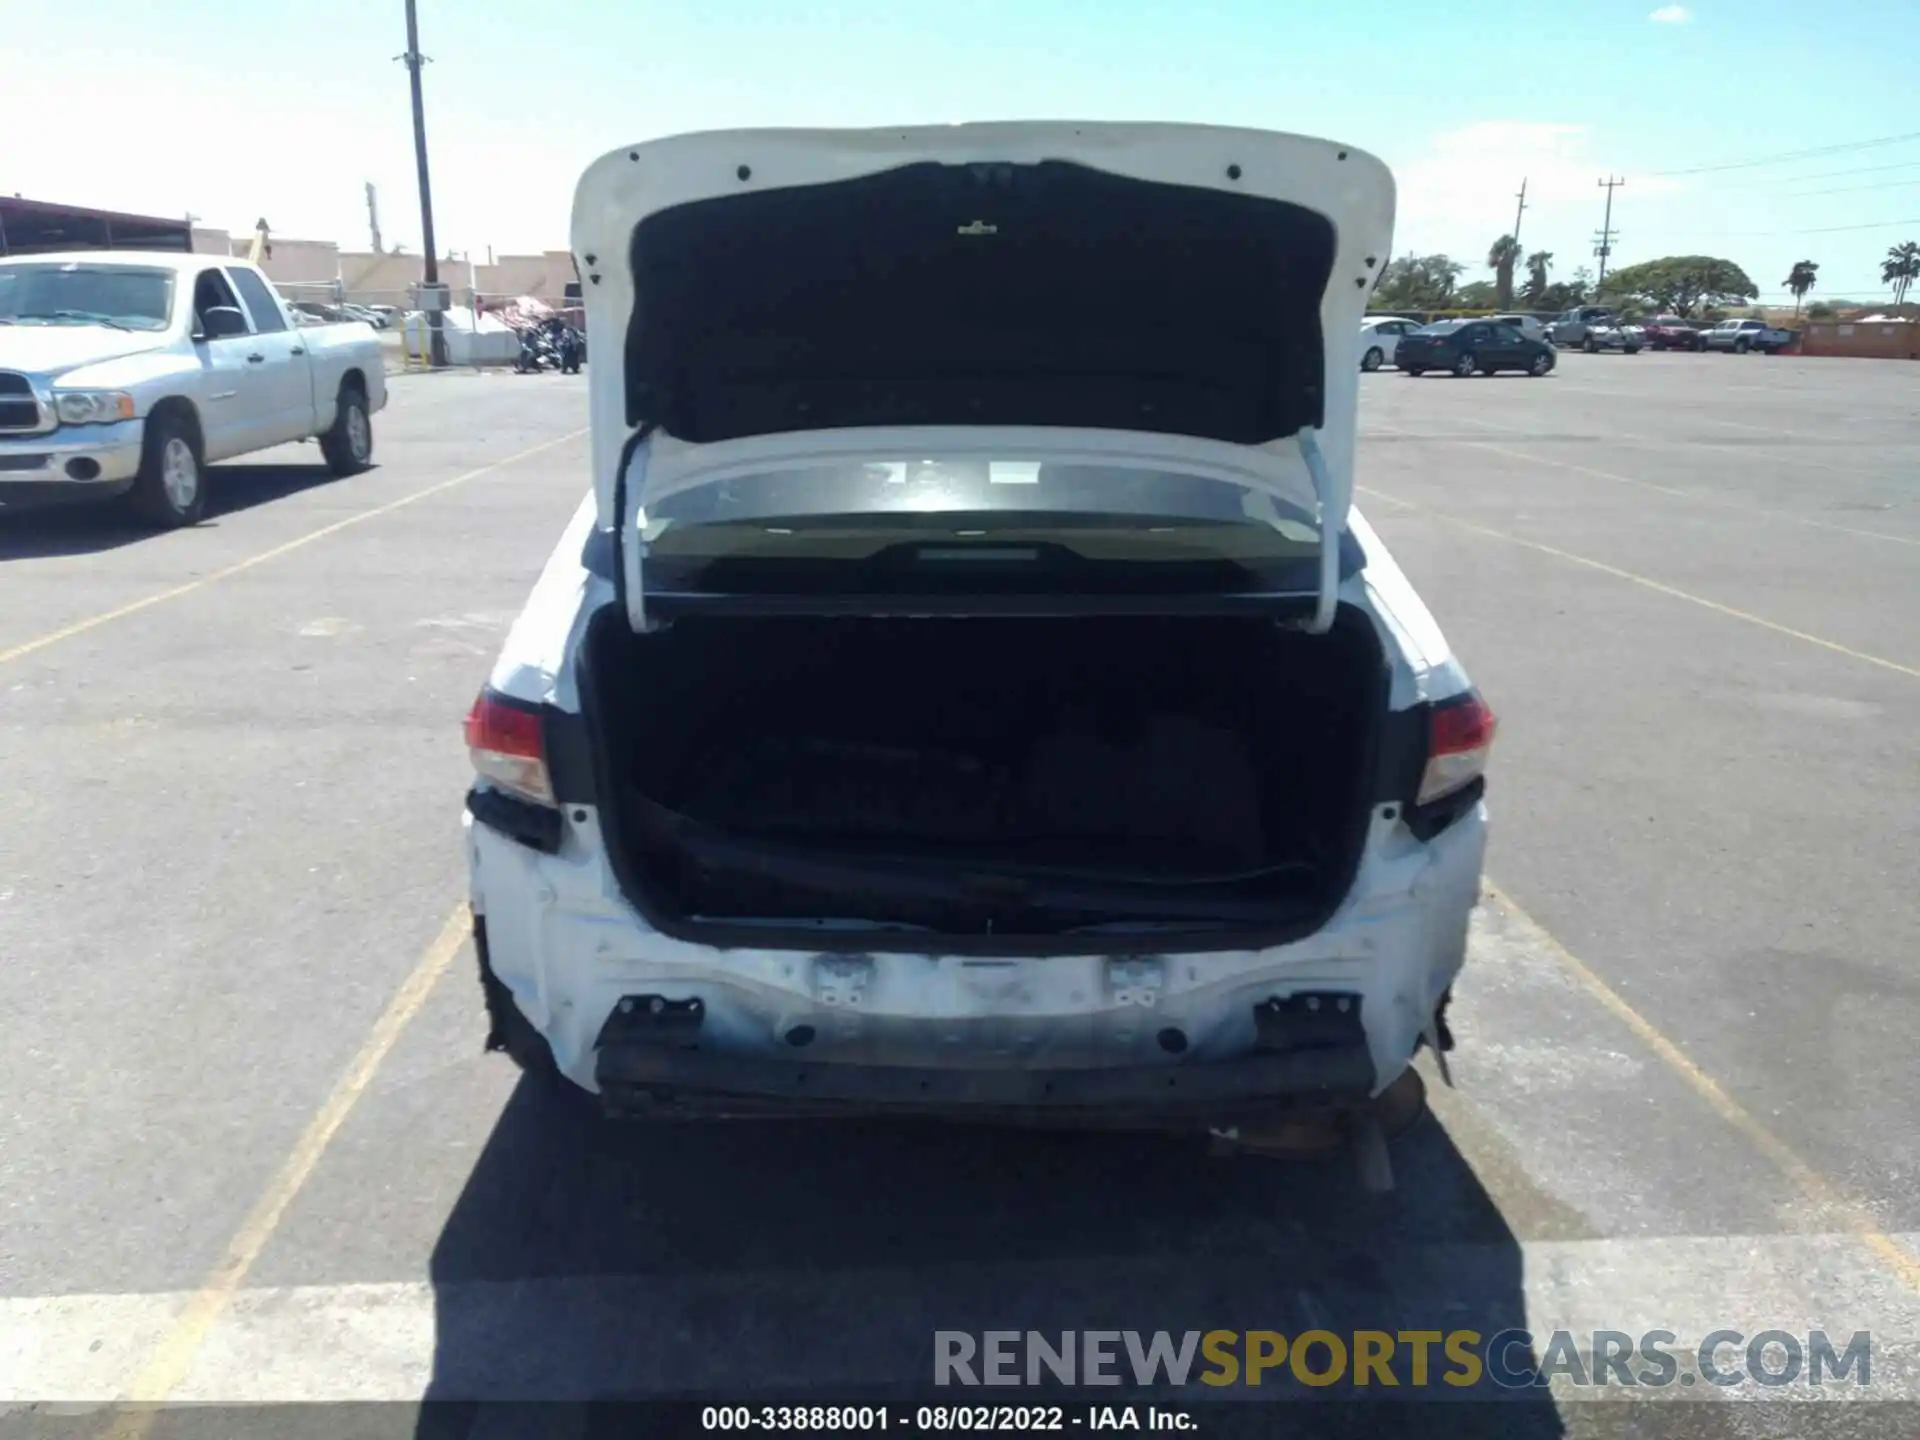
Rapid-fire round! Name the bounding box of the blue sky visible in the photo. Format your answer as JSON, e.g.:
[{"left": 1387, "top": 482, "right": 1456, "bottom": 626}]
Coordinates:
[{"left": 7, "top": 0, "right": 1918, "bottom": 303}]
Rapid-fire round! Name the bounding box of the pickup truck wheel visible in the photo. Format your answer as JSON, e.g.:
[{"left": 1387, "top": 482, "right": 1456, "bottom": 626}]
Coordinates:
[
  {"left": 1582, "top": 335, "right": 1599, "bottom": 354},
  {"left": 320, "top": 386, "right": 373, "bottom": 476},
  {"left": 1451, "top": 351, "right": 1477, "bottom": 378},
  {"left": 1361, "top": 346, "right": 1384, "bottom": 372},
  {"left": 1734, "top": 338, "right": 1751, "bottom": 354},
  {"left": 128, "top": 414, "right": 207, "bottom": 528}
]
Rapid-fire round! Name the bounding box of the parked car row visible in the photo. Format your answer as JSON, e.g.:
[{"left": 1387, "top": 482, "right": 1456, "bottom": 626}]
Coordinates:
[
  {"left": 1360, "top": 308, "right": 1797, "bottom": 371},
  {"left": 285, "top": 299, "right": 396, "bottom": 330}
]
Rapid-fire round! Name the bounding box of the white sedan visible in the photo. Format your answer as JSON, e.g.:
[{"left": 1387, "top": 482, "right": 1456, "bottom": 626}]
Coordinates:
[
  {"left": 1359, "top": 316, "right": 1420, "bottom": 371},
  {"left": 463, "top": 124, "right": 1494, "bottom": 1167}
]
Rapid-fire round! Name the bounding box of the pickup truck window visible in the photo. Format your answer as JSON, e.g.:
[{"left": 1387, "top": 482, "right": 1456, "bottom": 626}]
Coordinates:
[
  {"left": 192, "top": 269, "right": 249, "bottom": 334},
  {"left": 0, "top": 261, "right": 174, "bottom": 331},
  {"left": 226, "top": 267, "right": 289, "bottom": 334}
]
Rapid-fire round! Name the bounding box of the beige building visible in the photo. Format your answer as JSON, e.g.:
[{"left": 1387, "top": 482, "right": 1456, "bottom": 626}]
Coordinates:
[{"left": 187, "top": 225, "right": 576, "bottom": 307}]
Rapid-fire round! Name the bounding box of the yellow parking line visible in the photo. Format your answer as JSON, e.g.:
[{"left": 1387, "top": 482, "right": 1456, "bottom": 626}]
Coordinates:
[
  {"left": 1485, "top": 881, "right": 1920, "bottom": 1295},
  {"left": 0, "top": 428, "right": 588, "bottom": 669},
  {"left": 102, "top": 905, "right": 473, "bottom": 1435},
  {"left": 1357, "top": 485, "right": 1920, "bottom": 680}
]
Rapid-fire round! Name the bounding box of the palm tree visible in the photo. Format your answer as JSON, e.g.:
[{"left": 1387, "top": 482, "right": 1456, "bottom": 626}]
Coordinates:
[
  {"left": 1784, "top": 260, "right": 1818, "bottom": 316},
  {"left": 1522, "top": 250, "right": 1553, "bottom": 306},
  {"left": 1883, "top": 241, "right": 1920, "bottom": 308},
  {"left": 1487, "top": 234, "right": 1521, "bottom": 309}
]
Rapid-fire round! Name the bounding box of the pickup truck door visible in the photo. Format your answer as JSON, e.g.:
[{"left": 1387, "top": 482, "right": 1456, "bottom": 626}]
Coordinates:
[
  {"left": 225, "top": 266, "right": 314, "bottom": 446},
  {"left": 187, "top": 266, "right": 265, "bottom": 461}
]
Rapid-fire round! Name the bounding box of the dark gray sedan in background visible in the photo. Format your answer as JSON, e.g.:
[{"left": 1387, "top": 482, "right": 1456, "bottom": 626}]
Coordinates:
[{"left": 1396, "top": 319, "right": 1557, "bottom": 377}]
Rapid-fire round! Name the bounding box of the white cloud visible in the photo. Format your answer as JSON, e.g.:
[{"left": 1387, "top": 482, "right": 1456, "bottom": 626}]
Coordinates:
[
  {"left": 1382, "top": 120, "right": 1685, "bottom": 266},
  {"left": 1648, "top": 5, "right": 1691, "bottom": 23}
]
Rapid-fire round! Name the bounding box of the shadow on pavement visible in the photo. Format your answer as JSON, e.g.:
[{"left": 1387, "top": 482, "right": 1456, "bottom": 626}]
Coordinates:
[
  {"left": 0, "top": 459, "right": 357, "bottom": 560},
  {"left": 410, "top": 1076, "right": 1565, "bottom": 1439}
]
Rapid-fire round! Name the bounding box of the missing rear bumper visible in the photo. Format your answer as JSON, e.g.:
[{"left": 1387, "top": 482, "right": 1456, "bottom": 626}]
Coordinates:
[{"left": 593, "top": 989, "right": 1374, "bottom": 1125}]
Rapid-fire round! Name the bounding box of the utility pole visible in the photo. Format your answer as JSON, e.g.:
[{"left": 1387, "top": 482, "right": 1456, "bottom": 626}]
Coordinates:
[
  {"left": 398, "top": 0, "right": 447, "bottom": 368},
  {"left": 365, "top": 182, "right": 384, "bottom": 255},
  {"left": 1594, "top": 175, "right": 1624, "bottom": 292},
  {"left": 1512, "top": 178, "right": 1528, "bottom": 249}
]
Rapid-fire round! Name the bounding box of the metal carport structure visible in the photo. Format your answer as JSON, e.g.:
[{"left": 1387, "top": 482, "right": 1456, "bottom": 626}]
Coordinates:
[{"left": 0, "top": 197, "right": 192, "bottom": 256}]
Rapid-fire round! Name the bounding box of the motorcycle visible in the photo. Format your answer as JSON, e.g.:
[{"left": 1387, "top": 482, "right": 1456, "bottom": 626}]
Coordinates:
[
  {"left": 513, "top": 320, "right": 584, "bottom": 374},
  {"left": 552, "top": 322, "right": 584, "bottom": 375},
  {"left": 513, "top": 326, "right": 560, "bottom": 374}
]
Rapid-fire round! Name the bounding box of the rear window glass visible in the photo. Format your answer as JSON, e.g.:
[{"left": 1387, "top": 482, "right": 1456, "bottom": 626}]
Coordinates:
[{"left": 638, "top": 456, "right": 1355, "bottom": 596}]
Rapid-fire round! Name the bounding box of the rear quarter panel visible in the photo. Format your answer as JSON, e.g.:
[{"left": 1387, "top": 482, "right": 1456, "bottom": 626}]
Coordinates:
[
  {"left": 1346, "top": 508, "right": 1471, "bottom": 710},
  {"left": 300, "top": 324, "right": 389, "bottom": 428}
]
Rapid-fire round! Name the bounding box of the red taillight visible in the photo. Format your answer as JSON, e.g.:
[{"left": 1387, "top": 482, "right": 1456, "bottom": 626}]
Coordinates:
[
  {"left": 1418, "top": 691, "right": 1497, "bottom": 805},
  {"left": 465, "top": 688, "right": 555, "bottom": 806}
]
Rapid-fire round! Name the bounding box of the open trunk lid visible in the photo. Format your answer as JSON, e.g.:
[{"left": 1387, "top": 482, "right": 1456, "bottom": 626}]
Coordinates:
[{"left": 569, "top": 123, "right": 1395, "bottom": 632}]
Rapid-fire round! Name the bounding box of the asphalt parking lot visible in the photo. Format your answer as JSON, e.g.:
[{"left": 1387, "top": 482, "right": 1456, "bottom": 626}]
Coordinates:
[{"left": 1, "top": 352, "right": 1916, "bottom": 1437}]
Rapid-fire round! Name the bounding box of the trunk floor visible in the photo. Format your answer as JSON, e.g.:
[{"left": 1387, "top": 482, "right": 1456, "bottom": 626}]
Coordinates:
[{"left": 668, "top": 715, "right": 1276, "bottom": 877}]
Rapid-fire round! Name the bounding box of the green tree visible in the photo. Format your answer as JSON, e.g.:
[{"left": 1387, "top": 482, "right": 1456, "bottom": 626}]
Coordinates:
[
  {"left": 1521, "top": 250, "right": 1553, "bottom": 306},
  {"left": 1373, "top": 253, "right": 1467, "bottom": 309},
  {"left": 1487, "top": 234, "right": 1521, "bottom": 310},
  {"left": 1783, "top": 260, "right": 1819, "bottom": 315},
  {"left": 1455, "top": 280, "right": 1500, "bottom": 309},
  {"left": 1597, "top": 255, "right": 1759, "bottom": 317},
  {"left": 1535, "top": 285, "right": 1574, "bottom": 310},
  {"left": 1882, "top": 241, "right": 1920, "bottom": 308}
]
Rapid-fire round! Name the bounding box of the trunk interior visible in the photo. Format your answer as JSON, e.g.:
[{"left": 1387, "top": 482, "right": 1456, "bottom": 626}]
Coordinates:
[{"left": 582, "top": 610, "right": 1386, "bottom": 947}]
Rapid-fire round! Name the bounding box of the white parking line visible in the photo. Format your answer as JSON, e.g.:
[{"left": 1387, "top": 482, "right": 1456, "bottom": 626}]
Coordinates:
[{"left": 4, "top": 1229, "right": 1918, "bottom": 1402}]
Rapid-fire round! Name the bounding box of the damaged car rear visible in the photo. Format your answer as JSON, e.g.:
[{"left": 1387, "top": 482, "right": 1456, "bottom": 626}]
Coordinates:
[{"left": 463, "top": 123, "right": 1494, "bottom": 1145}]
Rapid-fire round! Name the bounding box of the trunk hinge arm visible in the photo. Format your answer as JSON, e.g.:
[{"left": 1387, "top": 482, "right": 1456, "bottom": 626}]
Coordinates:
[
  {"left": 621, "top": 430, "right": 663, "bottom": 633},
  {"left": 1296, "top": 430, "right": 1339, "bottom": 635}
]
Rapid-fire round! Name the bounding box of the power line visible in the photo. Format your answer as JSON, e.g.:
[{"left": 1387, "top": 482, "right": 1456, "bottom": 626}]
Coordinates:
[
  {"left": 1779, "top": 178, "right": 1920, "bottom": 200},
  {"left": 1706, "top": 216, "right": 1920, "bottom": 237},
  {"left": 1652, "top": 129, "right": 1920, "bottom": 178},
  {"left": 1763, "top": 157, "right": 1920, "bottom": 186},
  {"left": 1653, "top": 159, "right": 1920, "bottom": 199}
]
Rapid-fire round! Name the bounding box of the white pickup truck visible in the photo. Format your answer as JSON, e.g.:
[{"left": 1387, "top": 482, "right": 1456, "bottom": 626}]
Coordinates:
[{"left": 0, "top": 251, "right": 387, "bottom": 527}]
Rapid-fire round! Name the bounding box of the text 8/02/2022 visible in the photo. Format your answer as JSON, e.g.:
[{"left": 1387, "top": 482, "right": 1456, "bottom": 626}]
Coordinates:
[{"left": 701, "top": 1405, "right": 1197, "bottom": 1431}]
